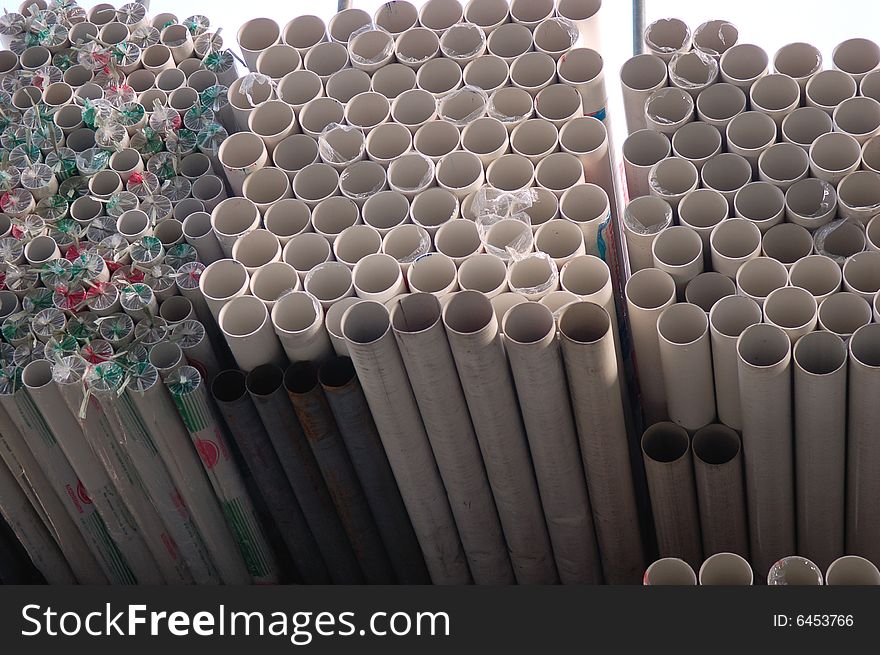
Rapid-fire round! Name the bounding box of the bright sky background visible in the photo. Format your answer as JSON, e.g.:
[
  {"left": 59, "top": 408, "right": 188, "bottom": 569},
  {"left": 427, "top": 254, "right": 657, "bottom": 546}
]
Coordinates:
[{"left": 37, "top": 0, "right": 880, "bottom": 157}]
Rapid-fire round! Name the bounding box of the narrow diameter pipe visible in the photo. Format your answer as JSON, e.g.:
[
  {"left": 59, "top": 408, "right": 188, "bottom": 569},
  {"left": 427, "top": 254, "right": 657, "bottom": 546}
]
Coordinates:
[
  {"left": 825, "top": 556, "right": 880, "bottom": 585},
  {"left": 389, "top": 294, "right": 513, "bottom": 584},
  {"left": 699, "top": 552, "right": 754, "bottom": 585},
  {"left": 768, "top": 556, "right": 823, "bottom": 585},
  {"left": 643, "top": 558, "right": 696, "bottom": 586}
]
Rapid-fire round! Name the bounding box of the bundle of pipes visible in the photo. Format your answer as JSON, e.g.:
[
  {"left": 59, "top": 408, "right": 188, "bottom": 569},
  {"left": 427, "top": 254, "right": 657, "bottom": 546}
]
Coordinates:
[
  {"left": 623, "top": 17, "right": 880, "bottom": 580},
  {"left": 0, "top": 0, "right": 647, "bottom": 586},
  {"left": 644, "top": 553, "right": 880, "bottom": 586},
  {"left": 0, "top": 1, "right": 289, "bottom": 585}
]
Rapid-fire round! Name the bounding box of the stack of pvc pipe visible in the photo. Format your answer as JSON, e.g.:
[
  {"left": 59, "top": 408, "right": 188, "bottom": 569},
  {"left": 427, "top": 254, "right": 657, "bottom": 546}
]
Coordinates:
[
  {"left": 0, "top": 0, "right": 293, "bottom": 585},
  {"left": 623, "top": 17, "right": 880, "bottom": 580}
]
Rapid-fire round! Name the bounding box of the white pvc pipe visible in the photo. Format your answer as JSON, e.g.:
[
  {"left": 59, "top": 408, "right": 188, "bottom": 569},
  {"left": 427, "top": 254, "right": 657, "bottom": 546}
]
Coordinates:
[
  {"left": 643, "top": 558, "right": 697, "bottom": 586},
  {"left": 341, "top": 300, "right": 471, "bottom": 584},
  {"left": 678, "top": 188, "right": 728, "bottom": 268},
  {"left": 644, "top": 87, "right": 694, "bottom": 136},
  {"left": 818, "top": 292, "right": 872, "bottom": 341},
  {"left": 737, "top": 322, "right": 796, "bottom": 577},
  {"left": 509, "top": 0, "right": 553, "bottom": 29},
  {"left": 241, "top": 167, "right": 292, "bottom": 217},
  {"left": 218, "top": 132, "right": 268, "bottom": 197},
  {"left": 463, "top": 55, "right": 510, "bottom": 94},
  {"left": 558, "top": 301, "right": 644, "bottom": 583},
  {"left": 334, "top": 225, "right": 383, "bottom": 269},
  {"left": 709, "top": 294, "right": 763, "bottom": 430},
  {"left": 621, "top": 129, "right": 671, "bottom": 200},
  {"left": 436, "top": 151, "right": 485, "bottom": 201},
  {"left": 643, "top": 18, "right": 691, "bottom": 62},
  {"left": 535, "top": 219, "right": 585, "bottom": 269},
  {"left": 231, "top": 228, "right": 282, "bottom": 274},
  {"left": 749, "top": 73, "right": 800, "bottom": 127},
  {"left": 833, "top": 96, "right": 880, "bottom": 145},
  {"left": 784, "top": 178, "right": 837, "bottom": 230},
  {"left": 806, "top": 69, "right": 857, "bottom": 115},
  {"left": 699, "top": 553, "right": 753, "bottom": 585},
  {"left": 218, "top": 295, "right": 286, "bottom": 372},
  {"left": 191, "top": 175, "right": 227, "bottom": 213},
  {"left": 352, "top": 253, "right": 407, "bottom": 303},
  {"left": 271, "top": 290, "right": 333, "bottom": 363},
  {"left": 237, "top": 17, "right": 280, "bottom": 71},
  {"left": 389, "top": 293, "right": 513, "bottom": 584},
  {"left": 292, "top": 162, "right": 340, "bottom": 209},
  {"left": 760, "top": 223, "right": 813, "bottom": 271},
  {"left": 555, "top": 47, "right": 607, "bottom": 120},
  {"left": 509, "top": 51, "right": 557, "bottom": 98},
  {"left": 837, "top": 170, "right": 880, "bottom": 224},
  {"left": 734, "top": 181, "right": 785, "bottom": 233},
  {"left": 304, "top": 261, "right": 355, "bottom": 310},
  {"left": 726, "top": 110, "right": 777, "bottom": 175},
  {"left": 651, "top": 226, "right": 704, "bottom": 298},
  {"left": 788, "top": 254, "right": 842, "bottom": 305},
  {"left": 719, "top": 43, "right": 768, "bottom": 91},
  {"left": 461, "top": 116, "right": 509, "bottom": 166},
  {"left": 457, "top": 253, "right": 509, "bottom": 298},
  {"left": 511, "top": 118, "right": 559, "bottom": 165},
  {"left": 502, "top": 302, "right": 600, "bottom": 584},
  {"left": 701, "top": 152, "right": 753, "bottom": 210},
  {"left": 695, "top": 82, "right": 747, "bottom": 133},
  {"left": 736, "top": 256, "right": 789, "bottom": 308},
  {"left": 263, "top": 198, "right": 312, "bottom": 246},
  {"left": 282, "top": 15, "right": 326, "bottom": 55},
  {"left": 809, "top": 132, "right": 861, "bottom": 185},
  {"left": 671, "top": 121, "right": 722, "bottom": 171},
  {"left": 641, "top": 422, "right": 703, "bottom": 568},
  {"left": 464, "top": 0, "right": 510, "bottom": 34},
  {"left": 868, "top": 214, "right": 880, "bottom": 251},
  {"left": 419, "top": 0, "right": 464, "bottom": 33},
  {"left": 862, "top": 134, "right": 880, "bottom": 175},
  {"left": 685, "top": 272, "right": 736, "bottom": 313},
  {"left": 848, "top": 324, "right": 880, "bottom": 565},
  {"left": 199, "top": 259, "right": 250, "bottom": 321},
  {"left": 625, "top": 268, "right": 676, "bottom": 424},
  {"left": 621, "top": 196, "right": 672, "bottom": 273},
  {"left": 361, "top": 191, "right": 410, "bottom": 236},
  {"left": 648, "top": 156, "right": 698, "bottom": 214},
  {"left": 832, "top": 37, "right": 880, "bottom": 82},
  {"left": 764, "top": 286, "right": 819, "bottom": 344},
  {"left": 417, "top": 57, "right": 464, "bottom": 96},
  {"left": 657, "top": 303, "right": 717, "bottom": 430},
  {"left": 826, "top": 556, "right": 880, "bottom": 585},
  {"left": 382, "top": 223, "right": 431, "bottom": 271},
  {"left": 507, "top": 253, "right": 559, "bottom": 300},
  {"left": 793, "top": 330, "right": 846, "bottom": 571},
  {"left": 781, "top": 106, "right": 833, "bottom": 151},
  {"left": 758, "top": 142, "right": 809, "bottom": 191},
  {"left": 387, "top": 153, "right": 436, "bottom": 199},
  {"left": 814, "top": 219, "right": 866, "bottom": 263},
  {"left": 669, "top": 51, "right": 718, "bottom": 101},
  {"left": 210, "top": 197, "right": 260, "bottom": 257},
  {"left": 710, "top": 217, "right": 762, "bottom": 280},
  {"left": 773, "top": 41, "right": 822, "bottom": 92}
]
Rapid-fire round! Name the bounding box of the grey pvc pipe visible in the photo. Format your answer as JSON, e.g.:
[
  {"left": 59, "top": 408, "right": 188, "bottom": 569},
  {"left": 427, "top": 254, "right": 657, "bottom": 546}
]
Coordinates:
[
  {"left": 825, "top": 555, "right": 880, "bottom": 585},
  {"left": 389, "top": 294, "right": 513, "bottom": 584},
  {"left": 643, "top": 557, "right": 696, "bottom": 585},
  {"left": 443, "top": 291, "right": 558, "bottom": 585},
  {"left": 318, "top": 357, "right": 430, "bottom": 584},
  {"left": 245, "top": 364, "right": 363, "bottom": 584},
  {"left": 691, "top": 424, "right": 749, "bottom": 559},
  {"left": 737, "top": 323, "right": 796, "bottom": 576},
  {"left": 342, "top": 300, "right": 471, "bottom": 584},
  {"left": 212, "top": 370, "right": 330, "bottom": 584},
  {"left": 641, "top": 422, "right": 703, "bottom": 570},
  {"left": 793, "top": 331, "right": 846, "bottom": 572},
  {"left": 285, "top": 362, "right": 395, "bottom": 584},
  {"left": 558, "top": 301, "right": 645, "bottom": 584},
  {"left": 847, "top": 324, "right": 880, "bottom": 566},
  {"left": 699, "top": 552, "right": 754, "bottom": 585},
  {"left": 502, "top": 301, "right": 602, "bottom": 584}
]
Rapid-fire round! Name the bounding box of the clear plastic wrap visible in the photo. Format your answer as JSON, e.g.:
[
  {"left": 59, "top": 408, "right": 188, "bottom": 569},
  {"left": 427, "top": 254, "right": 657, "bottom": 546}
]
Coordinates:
[
  {"left": 669, "top": 49, "right": 719, "bottom": 90},
  {"left": 439, "top": 22, "right": 487, "bottom": 61},
  {"left": 318, "top": 122, "right": 367, "bottom": 168},
  {"left": 507, "top": 251, "right": 559, "bottom": 297},
  {"left": 438, "top": 84, "right": 489, "bottom": 127},
  {"left": 814, "top": 219, "right": 866, "bottom": 264},
  {"left": 349, "top": 25, "right": 394, "bottom": 68}
]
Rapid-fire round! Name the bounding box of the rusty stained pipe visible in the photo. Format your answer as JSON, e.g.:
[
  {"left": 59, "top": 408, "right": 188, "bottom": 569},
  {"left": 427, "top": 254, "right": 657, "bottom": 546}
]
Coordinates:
[{"left": 285, "top": 362, "right": 396, "bottom": 584}]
